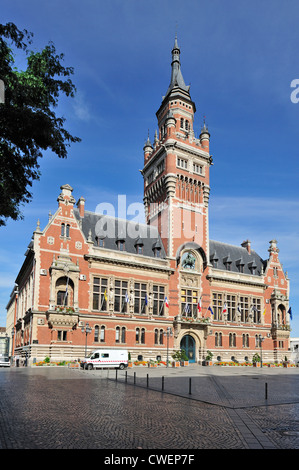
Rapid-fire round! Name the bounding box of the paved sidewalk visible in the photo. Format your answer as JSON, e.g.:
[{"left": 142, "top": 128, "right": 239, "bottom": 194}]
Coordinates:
[{"left": 0, "top": 365, "right": 298, "bottom": 450}]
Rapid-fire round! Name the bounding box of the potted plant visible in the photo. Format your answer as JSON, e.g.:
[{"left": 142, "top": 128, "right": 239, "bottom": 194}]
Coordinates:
[
  {"left": 252, "top": 353, "right": 261, "bottom": 367},
  {"left": 128, "top": 352, "right": 133, "bottom": 367},
  {"left": 171, "top": 350, "right": 181, "bottom": 368},
  {"left": 203, "top": 350, "right": 213, "bottom": 366},
  {"left": 180, "top": 349, "right": 189, "bottom": 367}
]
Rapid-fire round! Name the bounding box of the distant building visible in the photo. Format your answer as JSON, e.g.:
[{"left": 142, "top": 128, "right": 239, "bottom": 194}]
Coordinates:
[{"left": 6, "top": 38, "right": 292, "bottom": 365}]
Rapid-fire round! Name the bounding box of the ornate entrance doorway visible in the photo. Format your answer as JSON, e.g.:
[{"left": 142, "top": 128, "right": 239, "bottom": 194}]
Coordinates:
[{"left": 180, "top": 335, "right": 196, "bottom": 363}]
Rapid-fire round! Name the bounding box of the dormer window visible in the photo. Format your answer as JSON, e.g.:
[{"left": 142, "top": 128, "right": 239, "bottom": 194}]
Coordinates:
[
  {"left": 248, "top": 260, "right": 257, "bottom": 275},
  {"left": 236, "top": 258, "right": 245, "bottom": 273},
  {"left": 152, "top": 240, "right": 162, "bottom": 258},
  {"left": 210, "top": 252, "right": 218, "bottom": 268},
  {"left": 95, "top": 236, "right": 105, "bottom": 247},
  {"left": 223, "top": 255, "right": 232, "bottom": 271},
  {"left": 134, "top": 237, "right": 144, "bottom": 255},
  {"left": 117, "top": 240, "right": 125, "bottom": 251}
]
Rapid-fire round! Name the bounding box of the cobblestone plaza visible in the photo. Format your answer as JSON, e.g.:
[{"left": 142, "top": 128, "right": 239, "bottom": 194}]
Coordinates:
[{"left": 0, "top": 365, "right": 299, "bottom": 451}]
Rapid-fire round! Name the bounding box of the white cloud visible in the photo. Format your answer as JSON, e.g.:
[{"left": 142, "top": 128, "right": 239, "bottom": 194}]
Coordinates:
[{"left": 72, "top": 91, "right": 91, "bottom": 121}]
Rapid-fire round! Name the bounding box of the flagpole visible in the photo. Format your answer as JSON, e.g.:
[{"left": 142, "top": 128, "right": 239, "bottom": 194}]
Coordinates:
[{"left": 63, "top": 276, "right": 69, "bottom": 307}]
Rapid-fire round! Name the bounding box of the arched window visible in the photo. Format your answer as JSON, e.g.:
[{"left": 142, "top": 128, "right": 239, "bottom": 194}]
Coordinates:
[
  {"left": 61, "top": 223, "right": 65, "bottom": 237},
  {"left": 159, "top": 329, "right": 164, "bottom": 345},
  {"left": 136, "top": 328, "right": 140, "bottom": 343},
  {"left": 141, "top": 328, "right": 145, "bottom": 344},
  {"left": 121, "top": 327, "right": 126, "bottom": 343},
  {"left": 100, "top": 326, "right": 105, "bottom": 342},
  {"left": 180, "top": 117, "right": 184, "bottom": 129},
  {"left": 94, "top": 325, "right": 99, "bottom": 342},
  {"left": 115, "top": 326, "right": 120, "bottom": 343},
  {"left": 55, "top": 277, "right": 74, "bottom": 307},
  {"left": 215, "top": 332, "right": 222, "bottom": 347},
  {"left": 229, "top": 333, "right": 236, "bottom": 347}
]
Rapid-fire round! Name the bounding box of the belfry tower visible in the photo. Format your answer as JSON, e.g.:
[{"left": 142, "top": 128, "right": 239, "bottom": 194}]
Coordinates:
[{"left": 142, "top": 36, "right": 213, "bottom": 260}]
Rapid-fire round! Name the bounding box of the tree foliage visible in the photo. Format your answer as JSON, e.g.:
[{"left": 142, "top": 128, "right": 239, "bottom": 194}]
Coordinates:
[{"left": 0, "top": 22, "right": 81, "bottom": 226}]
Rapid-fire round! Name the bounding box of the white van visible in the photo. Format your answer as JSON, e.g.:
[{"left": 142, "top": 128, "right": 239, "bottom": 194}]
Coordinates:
[{"left": 80, "top": 349, "right": 128, "bottom": 370}]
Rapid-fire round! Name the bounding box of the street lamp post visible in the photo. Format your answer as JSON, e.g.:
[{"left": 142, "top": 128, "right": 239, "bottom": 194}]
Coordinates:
[
  {"left": 164, "top": 327, "right": 173, "bottom": 367},
  {"left": 81, "top": 322, "right": 92, "bottom": 357},
  {"left": 259, "top": 335, "right": 264, "bottom": 368}
]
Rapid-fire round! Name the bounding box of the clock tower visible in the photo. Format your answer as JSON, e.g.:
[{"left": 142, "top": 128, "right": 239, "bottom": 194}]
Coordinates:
[{"left": 142, "top": 36, "right": 212, "bottom": 261}]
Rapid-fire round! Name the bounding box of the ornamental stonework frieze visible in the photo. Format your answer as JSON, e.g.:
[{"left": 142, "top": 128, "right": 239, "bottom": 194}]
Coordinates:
[{"left": 46, "top": 311, "right": 79, "bottom": 328}]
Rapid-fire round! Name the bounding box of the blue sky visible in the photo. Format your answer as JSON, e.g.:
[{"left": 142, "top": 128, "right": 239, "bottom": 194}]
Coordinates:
[{"left": 1, "top": 0, "right": 299, "bottom": 337}]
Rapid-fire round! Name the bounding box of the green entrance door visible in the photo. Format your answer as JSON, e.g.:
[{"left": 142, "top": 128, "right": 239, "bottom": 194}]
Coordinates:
[{"left": 180, "top": 335, "right": 196, "bottom": 363}]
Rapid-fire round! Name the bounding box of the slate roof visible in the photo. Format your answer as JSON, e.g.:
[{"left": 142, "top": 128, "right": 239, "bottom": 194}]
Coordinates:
[
  {"left": 209, "top": 240, "right": 265, "bottom": 276},
  {"left": 74, "top": 209, "right": 166, "bottom": 259}
]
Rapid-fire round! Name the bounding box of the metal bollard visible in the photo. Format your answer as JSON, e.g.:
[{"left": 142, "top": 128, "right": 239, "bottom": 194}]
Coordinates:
[
  {"left": 265, "top": 382, "right": 268, "bottom": 400},
  {"left": 162, "top": 376, "right": 164, "bottom": 391},
  {"left": 189, "top": 377, "right": 192, "bottom": 395},
  {"left": 134, "top": 372, "right": 136, "bottom": 384},
  {"left": 115, "top": 369, "right": 117, "bottom": 381},
  {"left": 147, "top": 373, "right": 149, "bottom": 388},
  {"left": 125, "top": 371, "right": 127, "bottom": 383}
]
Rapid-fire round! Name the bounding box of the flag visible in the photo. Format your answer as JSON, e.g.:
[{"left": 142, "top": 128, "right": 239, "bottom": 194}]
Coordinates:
[
  {"left": 262, "top": 307, "right": 266, "bottom": 316},
  {"left": 197, "top": 298, "right": 201, "bottom": 313},
  {"left": 63, "top": 276, "right": 69, "bottom": 306},
  {"left": 125, "top": 291, "right": 129, "bottom": 303},
  {"left": 164, "top": 296, "right": 169, "bottom": 308},
  {"left": 145, "top": 294, "right": 148, "bottom": 305},
  {"left": 222, "top": 302, "right": 227, "bottom": 314},
  {"left": 288, "top": 307, "right": 293, "bottom": 320},
  {"left": 104, "top": 289, "right": 107, "bottom": 301},
  {"left": 251, "top": 305, "right": 258, "bottom": 313},
  {"left": 208, "top": 306, "right": 214, "bottom": 316},
  {"left": 237, "top": 304, "right": 242, "bottom": 313},
  {"left": 184, "top": 303, "right": 190, "bottom": 314}
]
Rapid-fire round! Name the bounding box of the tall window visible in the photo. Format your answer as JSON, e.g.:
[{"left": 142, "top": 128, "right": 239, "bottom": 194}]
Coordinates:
[
  {"left": 229, "top": 333, "right": 236, "bottom": 347},
  {"left": 181, "top": 289, "right": 198, "bottom": 317},
  {"left": 116, "top": 326, "right": 126, "bottom": 343},
  {"left": 94, "top": 325, "right": 99, "bottom": 342},
  {"left": 227, "top": 295, "right": 236, "bottom": 322},
  {"left": 155, "top": 328, "right": 164, "bottom": 345},
  {"left": 136, "top": 327, "right": 145, "bottom": 344},
  {"left": 93, "top": 277, "right": 108, "bottom": 311},
  {"left": 242, "top": 334, "right": 249, "bottom": 348},
  {"left": 100, "top": 326, "right": 105, "bottom": 343},
  {"left": 115, "top": 326, "right": 120, "bottom": 343},
  {"left": 114, "top": 280, "right": 128, "bottom": 313},
  {"left": 239, "top": 296, "right": 249, "bottom": 322},
  {"left": 134, "top": 283, "right": 147, "bottom": 314},
  {"left": 215, "top": 332, "right": 222, "bottom": 347},
  {"left": 153, "top": 285, "right": 165, "bottom": 316},
  {"left": 212, "top": 293, "right": 223, "bottom": 321},
  {"left": 251, "top": 298, "right": 261, "bottom": 323}
]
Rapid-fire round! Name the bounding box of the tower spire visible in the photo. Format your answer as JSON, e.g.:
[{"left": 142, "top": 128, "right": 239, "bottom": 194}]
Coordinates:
[{"left": 165, "top": 35, "right": 190, "bottom": 97}]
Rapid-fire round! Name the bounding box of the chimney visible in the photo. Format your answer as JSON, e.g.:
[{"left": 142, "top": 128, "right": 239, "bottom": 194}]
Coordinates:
[
  {"left": 241, "top": 240, "right": 251, "bottom": 254},
  {"left": 77, "top": 197, "right": 85, "bottom": 218}
]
